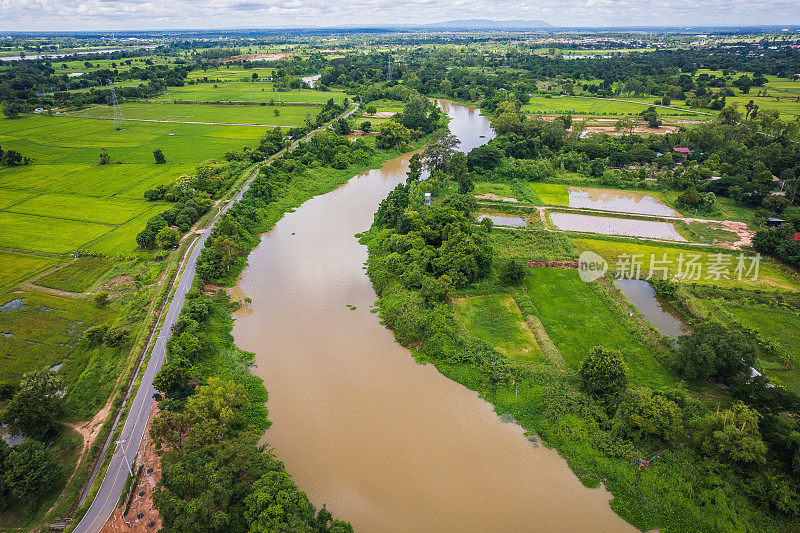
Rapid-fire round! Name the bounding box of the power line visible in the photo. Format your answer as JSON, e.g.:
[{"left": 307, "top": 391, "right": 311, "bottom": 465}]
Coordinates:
[{"left": 109, "top": 80, "right": 124, "bottom": 130}]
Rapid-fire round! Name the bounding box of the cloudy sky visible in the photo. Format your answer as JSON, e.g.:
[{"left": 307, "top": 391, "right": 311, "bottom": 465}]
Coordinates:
[{"left": 1, "top": 0, "right": 799, "bottom": 31}]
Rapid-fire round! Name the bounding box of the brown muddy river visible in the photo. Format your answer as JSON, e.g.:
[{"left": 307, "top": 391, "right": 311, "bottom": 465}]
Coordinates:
[{"left": 231, "top": 101, "right": 634, "bottom": 532}]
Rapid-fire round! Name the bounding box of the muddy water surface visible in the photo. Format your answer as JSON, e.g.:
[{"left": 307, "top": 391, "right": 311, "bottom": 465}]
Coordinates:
[
  {"left": 551, "top": 212, "right": 686, "bottom": 241},
  {"left": 231, "top": 101, "right": 634, "bottom": 532},
  {"left": 569, "top": 187, "right": 676, "bottom": 216},
  {"left": 478, "top": 214, "right": 528, "bottom": 227},
  {"left": 615, "top": 279, "right": 692, "bottom": 338}
]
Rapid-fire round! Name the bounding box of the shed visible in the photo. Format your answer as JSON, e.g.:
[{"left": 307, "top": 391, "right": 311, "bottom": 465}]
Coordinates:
[
  {"left": 672, "top": 147, "right": 692, "bottom": 158},
  {"left": 793, "top": 232, "right": 800, "bottom": 242},
  {"left": 766, "top": 217, "right": 785, "bottom": 228}
]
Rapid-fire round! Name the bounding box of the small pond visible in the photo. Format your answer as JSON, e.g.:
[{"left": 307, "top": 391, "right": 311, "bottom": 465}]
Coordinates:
[
  {"left": 550, "top": 213, "right": 686, "bottom": 241},
  {"left": 615, "top": 279, "right": 692, "bottom": 339}
]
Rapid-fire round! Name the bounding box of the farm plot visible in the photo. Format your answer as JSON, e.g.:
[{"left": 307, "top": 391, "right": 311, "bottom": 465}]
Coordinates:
[
  {"left": 0, "top": 251, "right": 62, "bottom": 292},
  {"left": 155, "top": 80, "right": 346, "bottom": 103},
  {"left": 522, "top": 96, "right": 689, "bottom": 117},
  {"left": 523, "top": 268, "right": 675, "bottom": 388},
  {"left": 34, "top": 256, "right": 116, "bottom": 292},
  {"left": 73, "top": 102, "right": 316, "bottom": 127},
  {"left": 453, "top": 294, "right": 545, "bottom": 364},
  {"left": 575, "top": 238, "right": 800, "bottom": 291}
]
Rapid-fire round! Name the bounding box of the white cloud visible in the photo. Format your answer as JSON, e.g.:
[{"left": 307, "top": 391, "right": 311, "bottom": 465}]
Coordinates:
[{"left": 0, "top": 0, "right": 798, "bottom": 30}]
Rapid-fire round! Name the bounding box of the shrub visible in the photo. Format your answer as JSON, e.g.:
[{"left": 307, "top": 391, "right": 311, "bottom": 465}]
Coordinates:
[{"left": 579, "top": 346, "right": 628, "bottom": 396}]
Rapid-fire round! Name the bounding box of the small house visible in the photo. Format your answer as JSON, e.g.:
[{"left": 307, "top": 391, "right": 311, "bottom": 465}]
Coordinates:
[
  {"left": 766, "top": 218, "right": 785, "bottom": 228},
  {"left": 793, "top": 232, "right": 800, "bottom": 242},
  {"left": 672, "top": 147, "right": 692, "bottom": 158},
  {"left": 424, "top": 193, "right": 431, "bottom": 206}
]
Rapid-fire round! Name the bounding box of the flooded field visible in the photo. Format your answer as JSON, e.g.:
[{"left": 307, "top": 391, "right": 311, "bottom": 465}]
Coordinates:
[
  {"left": 569, "top": 187, "right": 677, "bottom": 216},
  {"left": 230, "top": 101, "right": 633, "bottom": 532},
  {"left": 478, "top": 214, "right": 528, "bottom": 227},
  {"left": 550, "top": 212, "right": 686, "bottom": 241},
  {"left": 615, "top": 279, "right": 692, "bottom": 338}
]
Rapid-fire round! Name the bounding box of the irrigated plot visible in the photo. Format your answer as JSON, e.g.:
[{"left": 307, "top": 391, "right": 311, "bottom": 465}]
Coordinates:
[{"left": 34, "top": 256, "right": 116, "bottom": 292}]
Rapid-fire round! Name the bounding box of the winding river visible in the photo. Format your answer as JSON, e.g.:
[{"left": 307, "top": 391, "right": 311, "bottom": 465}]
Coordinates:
[{"left": 230, "top": 100, "right": 634, "bottom": 532}]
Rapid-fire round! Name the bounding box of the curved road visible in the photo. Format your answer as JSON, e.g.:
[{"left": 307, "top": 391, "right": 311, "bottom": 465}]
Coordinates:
[{"left": 74, "top": 103, "right": 358, "bottom": 533}]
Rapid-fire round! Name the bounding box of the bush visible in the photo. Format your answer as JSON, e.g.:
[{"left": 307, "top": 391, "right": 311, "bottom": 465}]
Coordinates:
[
  {"left": 693, "top": 402, "right": 766, "bottom": 467},
  {"left": 579, "top": 346, "right": 628, "bottom": 396},
  {"left": 611, "top": 388, "right": 684, "bottom": 443},
  {"left": 498, "top": 259, "right": 526, "bottom": 285}
]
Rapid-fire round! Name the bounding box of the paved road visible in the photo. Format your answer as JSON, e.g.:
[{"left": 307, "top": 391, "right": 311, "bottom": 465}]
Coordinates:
[{"left": 73, "top": 103, "right": 357, "bottom": 533}]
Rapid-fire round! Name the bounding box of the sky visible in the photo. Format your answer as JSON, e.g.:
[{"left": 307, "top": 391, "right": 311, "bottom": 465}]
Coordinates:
[{"left": 1, "top": 0, "right": 799, "bottom": 31}]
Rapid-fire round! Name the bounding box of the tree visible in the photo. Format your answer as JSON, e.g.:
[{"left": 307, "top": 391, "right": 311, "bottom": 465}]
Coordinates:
[
  {"left": 244, "top": 472, "right": 314, "bottom": 532},
  {"left": 614, "top": 117, "right": 634, "bottom": 135},
  {"left": 717, "top": 105, "right": 741, "bottom": 126},
  {"left": 99, "top": 147, "right": 110, "bottom": 165},
  {"left": 693, "top": 402, "right": 766, "bottom": 467},
  {"left": 449, "top": 152, "right": 473, "bottom": 194},
  {"left": 422, "top": 129, "right": 459, "bottom": 171},
  {"left": 1, "top": 100, "right": 21, "bottom": 119},
  {"left": 579, "top": 346, "right": 628, "bottom": 396},
  {"left": 406, "top": 153, "right": 422, "bottom": 184},
  {"left": 252, "top": 72, "right": 258, "bottom": 80},
  {"left": 467, "top": 144, "right": 503, "bottom": 171},
  {"left": 1, "top": 369, "right": 64, "bottom": 440},
  {"left": 674, "top": 322, "right": 757, "bottom": 382},
  {"left": 156, "top": 226, "right": 180, "bottom": 248},
  {"left": 639, "top": 106, "right": 662, "bottom": 128},
  {"left": 153, "top": 149, "right": 166, "bottom": 164},
  {"left": 611, "top": 388, "right": 684, "bottom": 443},
  {"left": 676, "top": 186, "right": 704, "bottom": 208},
  {"left": 359, "top": 120, "right": 371, "bottom": 133},
  {"left": 154, "top": 364, "right": 192, "bottom": 396},
  {"left": 273, "top": 108, "right": 280, "bottom": 116},
  {"left": 4, "top": 440, "right": 58, "bottom": 503}
]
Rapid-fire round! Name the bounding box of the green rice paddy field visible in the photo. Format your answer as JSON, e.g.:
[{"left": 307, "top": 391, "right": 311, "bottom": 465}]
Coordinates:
[
  {"left": 0, "top": 104, "right": 274, "bottom": 257},
  {"left": 156, "top": 80, "right": 346, "bottom": 103},
  {"left": 72, "top": 102, "right": 318, "bottom": 127}
]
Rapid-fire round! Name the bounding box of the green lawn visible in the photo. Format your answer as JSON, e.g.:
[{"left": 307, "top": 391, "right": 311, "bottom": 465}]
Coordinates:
[
  {"left": 523, "top": 269, "right": 675, "bottom": 387},
  {"left": 0, "top": 251, "right": 62, "bottom": 292},
  {"left": 453, "top": 294, "right": 545, "bottom": 364},
  {"left": 34, "top": 257, "right": 116, "bottom": 293},
  {"left": 575, "top": 238, "right": 800, "bottom": 291}
]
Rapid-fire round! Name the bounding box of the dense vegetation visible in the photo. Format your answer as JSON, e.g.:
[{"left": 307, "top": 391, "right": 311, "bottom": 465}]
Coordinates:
[{"left": 362, "top": 123, "right": 800, "bottom": 530}]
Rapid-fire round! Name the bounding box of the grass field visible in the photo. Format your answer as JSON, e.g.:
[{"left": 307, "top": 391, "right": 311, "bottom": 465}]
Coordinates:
[
  {"left": 0, "top": 104, "right": 267, "bottom": 254},
  {"left": 488, "top": 228, "right": 575, "bottom": 262},
  {"left": 453, "top": 294, "right": 545, "bottom": 363},
  {"left": 523, "top": 268, "right": 675, "bottom": 387},
  {"left": 34, "top": 257, "right": 116, "bottom": 292},
  {"left": 529, "top": 182, "right": 570, "bottom": 205},
  {"left": 0, "top": 251, "right": 62, "bottom": 292},
  {"left": 0, "top": 290, "right": 116, "bottom": 381},
  {"left": 155, "top": 80, "right": 346, "bottom": 104},
  {"left": 522, "top": 96, "right": 692, "bottom": 116},
  {"left": 72, "top": 102, "right": 316, "bottom": 127},
  {"left": 575, "top": 238, "right": 800, "bottom": 291}
]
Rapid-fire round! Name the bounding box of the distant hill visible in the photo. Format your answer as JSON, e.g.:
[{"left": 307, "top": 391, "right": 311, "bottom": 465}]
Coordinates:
[{"left": 419, "top": 19, "right": 551, "bottom": 29}]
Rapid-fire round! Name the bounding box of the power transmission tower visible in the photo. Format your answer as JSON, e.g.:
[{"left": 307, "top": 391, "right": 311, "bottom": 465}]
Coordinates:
[
  {"left": 387, "top": 54, "right": 392, "bottom": 82},
  {"left": 109, "top": 80, "right": 124, "bottom": 130}
]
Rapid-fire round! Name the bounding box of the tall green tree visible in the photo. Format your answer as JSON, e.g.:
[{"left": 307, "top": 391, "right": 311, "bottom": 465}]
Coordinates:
[{"left": 1, "top": 369, "right": 64, "bottom": 440}]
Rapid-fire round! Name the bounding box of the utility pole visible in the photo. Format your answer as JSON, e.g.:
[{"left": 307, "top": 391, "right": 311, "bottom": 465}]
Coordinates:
[{"left": 115, "top": 439, "right": 133, "bottom": 476}]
